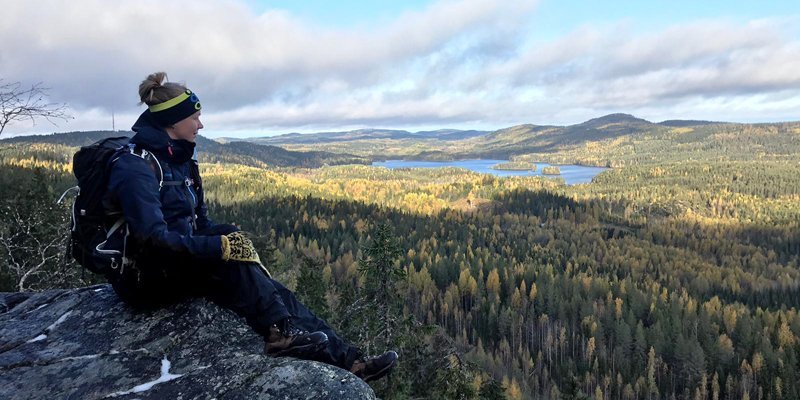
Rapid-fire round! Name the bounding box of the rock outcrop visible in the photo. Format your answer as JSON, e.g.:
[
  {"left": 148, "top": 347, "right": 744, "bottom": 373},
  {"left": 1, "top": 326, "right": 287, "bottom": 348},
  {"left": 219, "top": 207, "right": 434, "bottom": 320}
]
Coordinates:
[{"left": 0, "top": 285, "right": 375, "bottom": 399}]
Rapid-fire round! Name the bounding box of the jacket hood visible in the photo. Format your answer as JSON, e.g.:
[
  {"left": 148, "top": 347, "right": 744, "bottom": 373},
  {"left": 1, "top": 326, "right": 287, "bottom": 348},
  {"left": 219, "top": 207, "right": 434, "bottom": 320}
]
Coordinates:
[{"left": 130, "top": 110, "right": 196, "bottom": 164}]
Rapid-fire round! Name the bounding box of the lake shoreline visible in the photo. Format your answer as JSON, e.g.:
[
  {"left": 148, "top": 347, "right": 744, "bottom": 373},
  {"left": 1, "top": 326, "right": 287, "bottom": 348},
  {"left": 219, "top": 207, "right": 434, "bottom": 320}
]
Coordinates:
[{"left": 372, "top": 159, "right": 609, "bottom": 185}]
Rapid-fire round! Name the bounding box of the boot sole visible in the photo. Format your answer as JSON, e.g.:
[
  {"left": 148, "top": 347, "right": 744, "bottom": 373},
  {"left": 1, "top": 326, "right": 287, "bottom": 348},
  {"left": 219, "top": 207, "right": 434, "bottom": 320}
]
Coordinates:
[
  {"left": 268, "top": 338, "right": 328, "bottom": 358},
  {"left": 362, "top": 356, "right": 399, "bottom": 382}
]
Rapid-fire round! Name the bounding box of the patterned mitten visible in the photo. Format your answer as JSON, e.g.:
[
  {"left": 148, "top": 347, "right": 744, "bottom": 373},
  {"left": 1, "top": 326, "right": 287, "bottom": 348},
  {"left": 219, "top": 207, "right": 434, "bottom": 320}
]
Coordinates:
[{"left": 220, "top": 232, "right": 272, "bottom": 278}]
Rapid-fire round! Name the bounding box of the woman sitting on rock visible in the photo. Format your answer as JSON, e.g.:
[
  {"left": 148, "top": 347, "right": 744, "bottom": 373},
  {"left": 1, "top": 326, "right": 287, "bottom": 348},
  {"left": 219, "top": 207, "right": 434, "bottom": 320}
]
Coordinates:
[{"left": 102, "top": 71, "right": 397, "bottom": 382}]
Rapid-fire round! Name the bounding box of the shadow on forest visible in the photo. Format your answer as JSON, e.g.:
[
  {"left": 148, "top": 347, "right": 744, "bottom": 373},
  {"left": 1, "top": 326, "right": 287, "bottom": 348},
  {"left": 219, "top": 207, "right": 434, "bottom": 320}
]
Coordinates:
[{"left": 214, "top": 187, "right": 800, "bottom": 314}]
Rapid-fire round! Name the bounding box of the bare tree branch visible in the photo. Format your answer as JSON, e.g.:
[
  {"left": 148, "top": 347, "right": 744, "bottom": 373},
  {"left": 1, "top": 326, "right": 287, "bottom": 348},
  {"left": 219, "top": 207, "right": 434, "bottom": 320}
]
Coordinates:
[
  {"left": 0, "top": 79, "right": 72, "bottom": 136},
  {"left": 0, "top": 199, "right": 75, "bottom": 291},
  {"left": 18, "top": 234, "right": 61, "bottom": 291}
]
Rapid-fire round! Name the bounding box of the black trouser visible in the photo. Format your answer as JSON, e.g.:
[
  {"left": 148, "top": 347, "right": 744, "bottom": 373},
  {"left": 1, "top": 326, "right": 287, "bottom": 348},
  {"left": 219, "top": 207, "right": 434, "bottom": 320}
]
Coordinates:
[
  {"left": 207, "top": 259, "right": 361, "bottom": 369},
  {"left": 108, "top": 227, "right": 360, "bottom": 370}
]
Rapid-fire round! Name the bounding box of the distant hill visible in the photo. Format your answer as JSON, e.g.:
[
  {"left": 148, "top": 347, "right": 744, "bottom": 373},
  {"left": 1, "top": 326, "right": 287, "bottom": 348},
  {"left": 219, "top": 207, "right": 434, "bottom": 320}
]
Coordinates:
[
  {"left": 464, "top": 115, "right": 799, "bottom": 167},
  {"left": 657, "top": 119, "right": 721, "bottom": 127},
  {"left": 576, "top": 113, "right": 653, "bottom": 129},
  {"left": 357, "top": 114, "right": 796, "bottom": 165},
  {"left": 468, "top": 114, "right": 661, "bottom": 157},
  {"left": 241, "top": 128, "right": 490, "bottom": 145},
  {"left": 240, "top": 113, "right": 680, "bottom": 160},
  {"left": 2, "top": 131, "right": 123, "bottom": 148},
  {"left": 208, "top": 113, "right": 774, "bottom": 164},
  {"left": 5, "top": 114, "right": 788, "bottom": 168},
  {"left": 0, "top": 131, "right": 370, "bottom": 168},
  {"left": 559, "top": 113, "right": 656, "bottom": 142},
  {"left": 413, "top": 129, "right": 489, "bottom": 141},
  {"left": 228, "top": 114, "right": 725, "bottom": 150},
  {"left": 199, "top": 138, "right": 370, "bottom": 168}
]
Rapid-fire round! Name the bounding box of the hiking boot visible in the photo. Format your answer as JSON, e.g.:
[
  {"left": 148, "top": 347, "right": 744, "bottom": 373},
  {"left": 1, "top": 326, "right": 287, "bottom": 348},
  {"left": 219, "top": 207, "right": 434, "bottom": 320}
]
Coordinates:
[
  {"left": 264, "top": 318, "right": 328, "bottom": 358},
  {"left": 350, "top": 350, "right": 399, "bottom": 382}
]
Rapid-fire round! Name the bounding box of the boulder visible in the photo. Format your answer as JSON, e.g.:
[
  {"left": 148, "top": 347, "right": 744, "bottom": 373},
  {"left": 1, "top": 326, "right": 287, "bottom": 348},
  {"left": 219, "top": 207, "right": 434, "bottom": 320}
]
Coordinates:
[{"left": 0, "top": 285, "right": 375, "bottom": 399}]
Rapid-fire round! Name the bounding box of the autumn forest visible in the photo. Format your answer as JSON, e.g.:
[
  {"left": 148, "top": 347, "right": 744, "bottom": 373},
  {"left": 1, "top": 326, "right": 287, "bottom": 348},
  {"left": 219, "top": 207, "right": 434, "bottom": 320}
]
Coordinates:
[{"left": 1, "top": 115, "right": 799, "bottom": 399}]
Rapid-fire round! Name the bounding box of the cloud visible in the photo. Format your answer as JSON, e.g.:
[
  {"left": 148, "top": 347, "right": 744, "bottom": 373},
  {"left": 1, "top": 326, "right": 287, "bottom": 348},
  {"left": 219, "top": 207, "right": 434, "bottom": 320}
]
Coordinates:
[
  {"left": 499, "top": 18, "right": 800, "bottom": 109},
  {"left": 0, "top": 0, "right": 534, "bottom": 107},
  {"left": 1, "top": 0, "right": 798, "bottom": 135}
]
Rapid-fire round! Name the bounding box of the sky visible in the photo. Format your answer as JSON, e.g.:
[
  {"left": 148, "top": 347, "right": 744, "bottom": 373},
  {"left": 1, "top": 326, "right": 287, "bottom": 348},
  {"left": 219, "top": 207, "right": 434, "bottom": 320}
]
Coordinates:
[{"left": 1, "top": 0, "right": 798, "bottom": 138}]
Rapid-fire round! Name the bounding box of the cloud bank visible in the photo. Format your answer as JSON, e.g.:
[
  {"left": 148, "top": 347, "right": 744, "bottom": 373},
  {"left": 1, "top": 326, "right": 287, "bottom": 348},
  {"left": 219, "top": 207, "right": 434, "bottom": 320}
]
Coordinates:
[{"left": 1, "top": 0, "right": 798, "bottom": 136}]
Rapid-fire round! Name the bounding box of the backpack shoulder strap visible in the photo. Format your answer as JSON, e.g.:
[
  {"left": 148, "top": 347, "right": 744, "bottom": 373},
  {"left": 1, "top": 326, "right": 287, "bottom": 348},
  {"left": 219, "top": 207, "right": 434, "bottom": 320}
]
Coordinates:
[{"left": 114, "top": 144, "right": 165, "bottom": 189}]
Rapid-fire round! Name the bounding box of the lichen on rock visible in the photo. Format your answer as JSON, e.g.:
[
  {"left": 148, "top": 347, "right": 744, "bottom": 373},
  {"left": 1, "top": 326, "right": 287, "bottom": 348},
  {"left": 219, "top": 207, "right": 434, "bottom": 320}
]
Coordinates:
[{"left": 0, "top": 285, "right": 375, "bottom": 399}]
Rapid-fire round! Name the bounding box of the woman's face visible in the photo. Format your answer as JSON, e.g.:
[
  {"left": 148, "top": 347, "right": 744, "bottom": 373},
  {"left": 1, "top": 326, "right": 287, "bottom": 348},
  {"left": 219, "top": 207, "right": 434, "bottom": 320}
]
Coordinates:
[{"left": 166, "top": 111, "right": 203, "bottom": 142}]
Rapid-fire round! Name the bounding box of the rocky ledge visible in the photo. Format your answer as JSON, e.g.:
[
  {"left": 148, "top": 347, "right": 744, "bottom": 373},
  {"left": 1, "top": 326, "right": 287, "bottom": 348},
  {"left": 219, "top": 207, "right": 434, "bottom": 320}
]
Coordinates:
[{"left": 0, "top": 285, "right": 375, "bottom": 399}]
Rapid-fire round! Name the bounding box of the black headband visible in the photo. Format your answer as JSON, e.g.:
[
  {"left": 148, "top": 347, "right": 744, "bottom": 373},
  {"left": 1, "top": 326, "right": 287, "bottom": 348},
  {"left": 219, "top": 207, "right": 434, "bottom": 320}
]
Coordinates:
[{"left": 148, "top": 89, "right": 202, "bottom": 127}]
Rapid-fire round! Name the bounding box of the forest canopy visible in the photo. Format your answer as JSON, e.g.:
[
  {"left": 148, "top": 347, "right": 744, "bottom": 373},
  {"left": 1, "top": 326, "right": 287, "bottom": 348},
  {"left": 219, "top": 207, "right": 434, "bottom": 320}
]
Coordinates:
[{"left": 1, "top": 119, "right": 799, "bottom": 399}]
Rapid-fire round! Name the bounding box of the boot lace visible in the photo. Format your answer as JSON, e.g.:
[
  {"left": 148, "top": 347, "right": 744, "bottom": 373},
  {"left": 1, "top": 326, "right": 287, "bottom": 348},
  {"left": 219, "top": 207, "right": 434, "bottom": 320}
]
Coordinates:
[{"left": 277, "top": 318, "right": 308, "bottom": 337}]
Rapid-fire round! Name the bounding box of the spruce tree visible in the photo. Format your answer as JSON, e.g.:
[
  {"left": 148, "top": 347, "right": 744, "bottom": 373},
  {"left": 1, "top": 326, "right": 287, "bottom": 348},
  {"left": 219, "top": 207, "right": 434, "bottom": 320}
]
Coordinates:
[
  {"left": 358, "top": 222, "right": 404, "bottom": 353},
  {"left": 295, "top": 254, "right": 330, "bottom": 321}
]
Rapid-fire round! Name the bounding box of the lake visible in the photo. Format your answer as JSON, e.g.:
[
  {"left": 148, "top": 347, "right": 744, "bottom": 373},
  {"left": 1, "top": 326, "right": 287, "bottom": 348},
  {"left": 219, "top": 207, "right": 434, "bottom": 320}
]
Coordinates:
[{"left": 371, "top": 159, "right": 608, "bottom": 185}]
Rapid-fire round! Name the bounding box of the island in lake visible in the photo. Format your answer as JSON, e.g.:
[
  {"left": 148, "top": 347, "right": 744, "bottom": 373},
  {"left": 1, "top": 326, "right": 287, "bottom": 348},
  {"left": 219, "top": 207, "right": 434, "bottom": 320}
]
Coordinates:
[
  {"left": 491, "top": 161, "right": 537, "bottom": 171},
  {"left": 542, "top": 166, "right": 561, "bottom": 175}
]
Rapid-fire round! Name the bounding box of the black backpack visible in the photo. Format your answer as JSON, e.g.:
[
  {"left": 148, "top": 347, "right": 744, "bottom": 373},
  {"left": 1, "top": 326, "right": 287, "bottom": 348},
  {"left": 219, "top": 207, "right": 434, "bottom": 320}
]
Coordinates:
[{"left": 66, "top": 136, "right": 161, "bottom": 274}]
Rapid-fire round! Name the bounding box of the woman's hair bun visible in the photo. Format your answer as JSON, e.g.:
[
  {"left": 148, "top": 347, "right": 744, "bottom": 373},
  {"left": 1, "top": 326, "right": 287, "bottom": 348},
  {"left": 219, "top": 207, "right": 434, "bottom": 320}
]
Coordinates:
[{"left": 138, "top": 72, "right": 169, "bottom": 105}]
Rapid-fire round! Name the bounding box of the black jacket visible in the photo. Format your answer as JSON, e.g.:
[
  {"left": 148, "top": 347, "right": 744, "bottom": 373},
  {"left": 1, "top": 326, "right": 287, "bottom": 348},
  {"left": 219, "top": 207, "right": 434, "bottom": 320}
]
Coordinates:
[{"left": 106, "top": 110, "right": 222, "bottom": 260}]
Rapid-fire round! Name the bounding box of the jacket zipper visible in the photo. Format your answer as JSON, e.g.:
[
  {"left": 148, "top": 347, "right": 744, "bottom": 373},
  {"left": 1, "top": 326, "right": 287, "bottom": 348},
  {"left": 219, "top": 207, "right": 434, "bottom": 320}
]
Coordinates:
[{"left": 185, "top": 168, "right": 198, "bottom": 229}]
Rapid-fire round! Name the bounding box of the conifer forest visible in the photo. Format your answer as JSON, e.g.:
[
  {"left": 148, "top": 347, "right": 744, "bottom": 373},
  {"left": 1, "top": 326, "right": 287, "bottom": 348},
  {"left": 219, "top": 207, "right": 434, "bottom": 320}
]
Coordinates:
[{"left": 2, "top": 118, "right": 800, "bottom": 399}]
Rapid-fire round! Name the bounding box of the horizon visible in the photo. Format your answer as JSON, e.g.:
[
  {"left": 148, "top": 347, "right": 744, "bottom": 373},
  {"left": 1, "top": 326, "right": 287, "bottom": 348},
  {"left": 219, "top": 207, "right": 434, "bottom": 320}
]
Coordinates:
[
  {"left": 2, "top": 0, "right": 799, "bottom": 138},
  {"left": 5, "top": 112, "right": 800, "bottom": 141}
]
